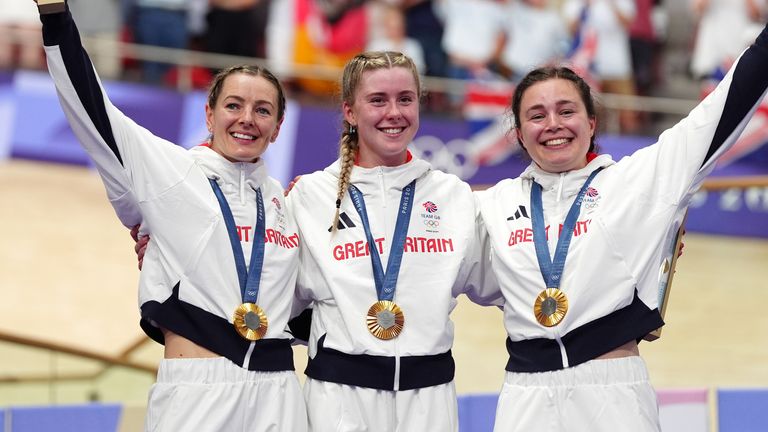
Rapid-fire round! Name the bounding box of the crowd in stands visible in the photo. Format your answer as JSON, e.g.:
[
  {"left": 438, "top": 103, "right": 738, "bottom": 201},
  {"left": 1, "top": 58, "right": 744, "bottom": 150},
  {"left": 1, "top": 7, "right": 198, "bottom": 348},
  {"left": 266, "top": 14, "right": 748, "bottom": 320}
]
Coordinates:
[{"left": 1, "top": 0, "right": 767, "bottom": 133}]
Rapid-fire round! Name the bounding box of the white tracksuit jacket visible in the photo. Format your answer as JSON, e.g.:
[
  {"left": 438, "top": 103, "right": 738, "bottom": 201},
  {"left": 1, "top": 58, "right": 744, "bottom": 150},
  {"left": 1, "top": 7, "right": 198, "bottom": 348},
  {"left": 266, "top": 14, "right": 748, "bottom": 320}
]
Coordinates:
[
  {"left": 41, "top": 8, "right": 299, "bottom": 371},
  {"left": 477, "top": 23, "right": 768, "bottom": 373},
  {"left": 287, "top": 156, "right": 501, "bottom": 390}
]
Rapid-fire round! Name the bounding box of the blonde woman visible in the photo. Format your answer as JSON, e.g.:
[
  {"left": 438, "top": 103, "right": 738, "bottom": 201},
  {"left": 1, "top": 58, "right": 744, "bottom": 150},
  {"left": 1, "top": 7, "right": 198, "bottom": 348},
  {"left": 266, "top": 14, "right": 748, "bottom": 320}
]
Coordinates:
[{"left": 286, "top": 51, "right": 501, "bottom": 431}]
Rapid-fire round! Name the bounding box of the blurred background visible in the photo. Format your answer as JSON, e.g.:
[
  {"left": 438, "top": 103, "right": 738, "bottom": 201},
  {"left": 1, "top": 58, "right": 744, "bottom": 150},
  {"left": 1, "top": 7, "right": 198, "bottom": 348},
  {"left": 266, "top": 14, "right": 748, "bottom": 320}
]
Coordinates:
[{"left": 1, "top": 0, "right": 768, "bottom": 431}]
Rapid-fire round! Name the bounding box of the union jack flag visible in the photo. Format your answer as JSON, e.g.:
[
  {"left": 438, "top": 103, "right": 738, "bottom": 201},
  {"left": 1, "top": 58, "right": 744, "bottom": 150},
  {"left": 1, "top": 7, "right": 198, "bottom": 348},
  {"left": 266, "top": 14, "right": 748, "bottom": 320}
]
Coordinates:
[
  {"left": 564, "top": 5, "right": 600, "bottom": 91},
  {"left": 461, "top": 80, "right": 520, "bottom": 169},
  {"left": 458, "top": 4, "right": 600, "bottom": 174}
]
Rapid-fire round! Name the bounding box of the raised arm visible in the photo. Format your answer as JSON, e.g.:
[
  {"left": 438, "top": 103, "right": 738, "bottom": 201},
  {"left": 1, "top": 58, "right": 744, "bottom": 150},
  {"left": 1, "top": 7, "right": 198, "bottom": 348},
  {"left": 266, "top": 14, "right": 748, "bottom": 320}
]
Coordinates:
[
  {"left": 698, "top": 22, "right": 768, "bottom": 167},
  {"left": 620, "top": 22, "right": 768, "bottom": 201},
  {"left": 38, "top": 1, "right": 191, "bottom": 227}
]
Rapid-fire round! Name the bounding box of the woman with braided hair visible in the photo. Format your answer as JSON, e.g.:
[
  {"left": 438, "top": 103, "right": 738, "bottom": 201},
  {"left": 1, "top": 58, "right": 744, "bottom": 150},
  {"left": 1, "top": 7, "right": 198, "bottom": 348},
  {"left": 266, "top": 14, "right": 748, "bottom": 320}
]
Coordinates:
[{"left": 286, "top": 51, "right": 502, "bottom": 431}]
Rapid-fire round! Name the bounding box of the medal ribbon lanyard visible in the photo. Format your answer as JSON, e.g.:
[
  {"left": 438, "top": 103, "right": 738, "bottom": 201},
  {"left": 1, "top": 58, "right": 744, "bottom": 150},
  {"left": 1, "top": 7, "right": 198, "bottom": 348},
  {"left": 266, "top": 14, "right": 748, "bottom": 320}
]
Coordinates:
[
  {"left": 348, "top": 180, "right": 416, "bottom": 301},
  {"left": 209, "top": 179, "right": 266, "bottom": 304},
  {"left": 530, "top": 168, "right": 603, "bottom": 288}
]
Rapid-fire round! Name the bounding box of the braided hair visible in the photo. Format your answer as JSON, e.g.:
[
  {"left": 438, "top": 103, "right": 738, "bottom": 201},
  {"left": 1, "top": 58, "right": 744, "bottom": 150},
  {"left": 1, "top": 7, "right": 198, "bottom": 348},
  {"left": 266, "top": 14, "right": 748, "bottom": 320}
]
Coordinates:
[{"left": 330, "top": 51, "right": 422, "bottom": 232}]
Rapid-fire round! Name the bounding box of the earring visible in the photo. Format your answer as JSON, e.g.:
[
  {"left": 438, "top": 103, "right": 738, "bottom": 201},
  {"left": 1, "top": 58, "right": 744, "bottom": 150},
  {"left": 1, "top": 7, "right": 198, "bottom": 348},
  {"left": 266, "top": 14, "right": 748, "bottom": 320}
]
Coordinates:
[{"left": 349, "top": 125, "right": 357, "bottom": 135}]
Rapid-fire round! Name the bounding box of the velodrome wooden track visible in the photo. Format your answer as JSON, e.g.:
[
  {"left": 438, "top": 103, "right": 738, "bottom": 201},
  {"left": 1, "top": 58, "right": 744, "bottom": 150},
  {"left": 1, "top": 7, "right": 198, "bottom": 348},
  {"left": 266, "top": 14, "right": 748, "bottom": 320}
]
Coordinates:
[{"left": 2, "top": 159, "right": 767, "bottom": 406}]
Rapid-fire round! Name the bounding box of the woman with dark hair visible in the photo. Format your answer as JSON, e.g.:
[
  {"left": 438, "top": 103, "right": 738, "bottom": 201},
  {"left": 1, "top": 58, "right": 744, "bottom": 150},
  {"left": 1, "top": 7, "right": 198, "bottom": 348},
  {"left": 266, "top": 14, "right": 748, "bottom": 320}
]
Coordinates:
[
  {"left": 35, "top": 2, "right": 307, "bottom": 430},
  {"left": 478, "top": 22, "right": 768, "bottom": 431}
]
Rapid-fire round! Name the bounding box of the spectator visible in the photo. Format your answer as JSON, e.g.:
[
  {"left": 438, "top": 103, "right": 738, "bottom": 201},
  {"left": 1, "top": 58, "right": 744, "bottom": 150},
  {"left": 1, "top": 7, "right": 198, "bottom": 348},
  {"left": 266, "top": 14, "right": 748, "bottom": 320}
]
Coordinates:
[
  {"left": 439, "top": 0, "right": 508, "bottom": 105},
  {"left": 0, "top": 1, "right": 43, "bottom": 70},
  {"left": 500, "top": 0, "right": 570, "bottom": 83},
  {"left": 291, "top": 0, "right": 368, "bottom": 95},
  {"left": 206, "top": 0, "right": 271, "bottom": 60},
  {"left": 629, "top": 0, "right": 662, "bottom": 97},
  {"left": 366, "top": 3, "right": 426, "bottom": 74},
  {"left": 403, "top": 0, "right": 448, "bottom": 77},
  {"left": 265, "top": 0, "right": 294, "bottom": 78},
  {"left": 68, "top": 0, "right": 122, "bottom": 79},
  {"left": 562, "top": 0, "right": 640, "bottom": 133},
  {"left": 127, "top": 0, "right": 195, "bottom": 84},
  {"left": 689, "top": 0, "right": 766, "bottom": 80}
]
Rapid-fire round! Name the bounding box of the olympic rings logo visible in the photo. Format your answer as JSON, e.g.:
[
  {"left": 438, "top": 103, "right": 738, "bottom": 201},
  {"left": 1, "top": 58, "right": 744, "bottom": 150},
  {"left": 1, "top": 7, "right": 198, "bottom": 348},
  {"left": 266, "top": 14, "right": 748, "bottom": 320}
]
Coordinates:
[
  {"left": 423, "top": 219, "right": 440, "bottom": 227},
  {"left": 410, "top": 136, "right": 479, "bottom": 180}
]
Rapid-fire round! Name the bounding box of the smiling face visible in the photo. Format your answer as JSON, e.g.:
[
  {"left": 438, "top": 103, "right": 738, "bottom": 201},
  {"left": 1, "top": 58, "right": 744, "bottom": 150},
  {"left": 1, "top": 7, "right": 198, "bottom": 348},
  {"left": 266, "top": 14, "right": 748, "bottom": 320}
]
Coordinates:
[
  {"left": 342, "top": 66, "right": 419, "bottom": 168},
  {"left": 205, "top": 73, "right": 283, "bottom": 163},
  {"left": 516, "top": 78, "right": 596, "bottom": 173}
]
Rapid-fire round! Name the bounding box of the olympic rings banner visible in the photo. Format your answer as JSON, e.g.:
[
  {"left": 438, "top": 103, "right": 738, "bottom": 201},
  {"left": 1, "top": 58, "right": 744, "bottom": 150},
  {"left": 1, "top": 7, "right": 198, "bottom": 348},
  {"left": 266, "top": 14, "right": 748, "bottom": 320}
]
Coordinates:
[{"left": 3, "top": 70, "right": 768, "bottom": 238}]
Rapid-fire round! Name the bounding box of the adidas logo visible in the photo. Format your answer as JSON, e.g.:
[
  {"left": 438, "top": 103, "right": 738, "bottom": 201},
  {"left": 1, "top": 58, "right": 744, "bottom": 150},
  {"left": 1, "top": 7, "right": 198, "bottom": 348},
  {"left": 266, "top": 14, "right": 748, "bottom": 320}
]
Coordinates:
[
  {"left": 507, "top": 205, "right": 529, "bottom": 221},
  {"left": 328, "top": 212, "right": 357, "bottom": 232}
]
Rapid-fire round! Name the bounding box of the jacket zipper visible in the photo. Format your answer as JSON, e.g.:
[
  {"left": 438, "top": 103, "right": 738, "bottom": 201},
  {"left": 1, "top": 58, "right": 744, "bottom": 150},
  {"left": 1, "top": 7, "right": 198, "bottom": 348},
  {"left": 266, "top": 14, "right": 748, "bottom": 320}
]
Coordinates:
[
  {"left": 553, "top": 173, "right": 569, "bottom": 368},
  {"left": 239, "top": 166, "right": 246, "bottom": 205},
  {"left": 557, "top": 172, "right": 565, "bottom": 202},
  {"left": 554, "top": 331, "right": 569, "bottom": 368}
]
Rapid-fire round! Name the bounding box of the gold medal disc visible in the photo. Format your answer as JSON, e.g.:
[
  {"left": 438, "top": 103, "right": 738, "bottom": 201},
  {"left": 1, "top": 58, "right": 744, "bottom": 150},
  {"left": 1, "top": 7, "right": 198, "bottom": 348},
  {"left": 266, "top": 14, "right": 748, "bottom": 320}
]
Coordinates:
[
  {"left": 233, "top": 303, "right": 269, "bottom": 341},
  {"left": 366, "top": 300, "right": 405, "bottom": 340},
  {"left": 533, "top": 288, "right": 569, "bottom": 327}
]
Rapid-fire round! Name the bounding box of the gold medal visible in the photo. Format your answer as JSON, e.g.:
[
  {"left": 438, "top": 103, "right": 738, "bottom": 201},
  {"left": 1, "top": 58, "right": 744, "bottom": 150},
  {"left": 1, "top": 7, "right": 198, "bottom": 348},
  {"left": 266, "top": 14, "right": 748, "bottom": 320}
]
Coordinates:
[
  {"left": 533, "top": 288, "right": 568, "bottom": 327},
  {"left": 233, "top": 303, "right": 269, "bottom": 341},
  {"left": 366, "top": 300, "right": 405, "bottom": 340}
]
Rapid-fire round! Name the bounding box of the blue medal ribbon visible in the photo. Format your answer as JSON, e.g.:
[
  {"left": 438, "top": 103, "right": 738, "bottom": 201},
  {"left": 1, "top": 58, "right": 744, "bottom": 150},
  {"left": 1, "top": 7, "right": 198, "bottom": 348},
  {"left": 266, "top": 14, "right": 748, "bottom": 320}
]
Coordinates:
[
  {"left": 348, "top": 180, "right": 416, "bottom": 301},
  {"left": 530, "top": 168, "right": 603, "bottom": 289},
  {"left": 209, "top": 178, "right": 266, "bottom": 304}
]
